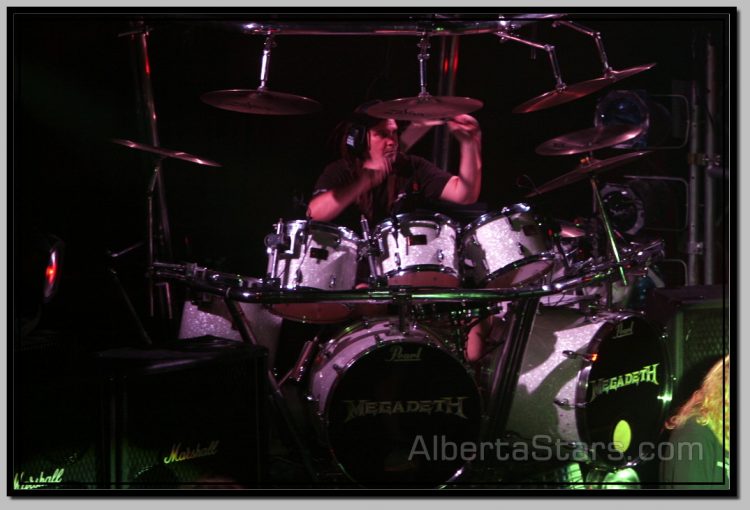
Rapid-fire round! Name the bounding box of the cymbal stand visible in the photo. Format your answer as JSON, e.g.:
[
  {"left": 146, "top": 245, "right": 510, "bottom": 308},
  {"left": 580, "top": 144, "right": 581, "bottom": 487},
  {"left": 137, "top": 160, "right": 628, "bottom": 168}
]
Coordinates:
[
  {"left": 360, "top": 215, "right": 387, "bottom": 288},
  {"left": 125, "top": 21, "right": 175, "bottom": 322},
  {"left": 263, "top": 218, "right": 285, "bottom": 287},
  {"left": 495, "top": 31, "right": 567, "bottom": 93},
  {"left": 552, "top": 20, "right": 615, "bottom": 77},
  {"left": 257, "top": 34, "right": 276, "bottom": 92},
  {"left": 590, "top": 175, "right": 628, "bottom": 287},
  {"left": 416, "top": 34, "right": 432, "bottom": 99},
  {"left": 145, "top": 155, "right": 172, "bottom": 318}
]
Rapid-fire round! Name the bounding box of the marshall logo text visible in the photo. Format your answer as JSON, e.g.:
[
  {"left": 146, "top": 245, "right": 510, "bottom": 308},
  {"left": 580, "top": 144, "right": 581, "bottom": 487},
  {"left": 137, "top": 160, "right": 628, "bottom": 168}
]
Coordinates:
[
  {"left": 163, "top": 440, "right": 220, "bottom": 465},
  {"left": 13, "top": 468, "right": 65, "bottom": 490}
]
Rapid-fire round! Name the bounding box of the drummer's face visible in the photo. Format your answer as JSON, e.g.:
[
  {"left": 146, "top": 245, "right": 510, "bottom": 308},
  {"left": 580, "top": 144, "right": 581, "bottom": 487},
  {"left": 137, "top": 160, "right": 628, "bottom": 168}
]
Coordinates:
[{"left": 367, "top": 119, "right": 399, "bottom": 163}]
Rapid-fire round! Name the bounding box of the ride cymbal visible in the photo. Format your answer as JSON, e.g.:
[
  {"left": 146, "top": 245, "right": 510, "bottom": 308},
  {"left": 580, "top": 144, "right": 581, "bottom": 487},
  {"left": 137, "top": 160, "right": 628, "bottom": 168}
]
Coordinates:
[
  {"left": 201, "top": 89, "right": 322, "bottom": 115},
  {"left": 513, "top": 63, "right": 656, "bottom": 114},
  {"left": 526, "top": 151, "right": 651, "bottom": 197},
  {"left": 112, "top": 138, "right": 222, "bottom": 167},
  {"left": 536, "top": 124, "right": 644, "bottom": 156},
  {"left": 364, "top": 95, "right": 483, "bottom": 121}
]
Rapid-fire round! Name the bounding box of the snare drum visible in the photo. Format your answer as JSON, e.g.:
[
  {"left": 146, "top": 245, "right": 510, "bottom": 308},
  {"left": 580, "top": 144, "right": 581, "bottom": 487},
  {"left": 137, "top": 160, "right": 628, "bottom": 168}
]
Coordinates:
[
  {"left": 461, "top": 203, "right": 554, "bottom": 288},
  {"left": 503, "top": 307, "right": 672, "bottom": 468},
  {"left": 308, "top": 318, "right": 481, "bottom": 487},
  {"left": 373, "top": 213, "right": 461, "bottom": 287},
  {"left": 266, "top": 220, "right": 360, "bottom": 323}
]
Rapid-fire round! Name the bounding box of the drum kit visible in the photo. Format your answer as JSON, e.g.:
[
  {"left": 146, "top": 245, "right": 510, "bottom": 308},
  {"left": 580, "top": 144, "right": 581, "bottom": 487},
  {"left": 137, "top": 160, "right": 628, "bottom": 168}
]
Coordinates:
[{"left": 117, "top": 15, "right": 675, "bottom": 488}]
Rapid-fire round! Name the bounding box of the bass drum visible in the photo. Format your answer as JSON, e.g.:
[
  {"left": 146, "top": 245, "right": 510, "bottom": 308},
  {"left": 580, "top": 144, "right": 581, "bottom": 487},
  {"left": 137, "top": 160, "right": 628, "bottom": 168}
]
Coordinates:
[
  {"left": 308, "top": 318, "right": 482, "bottom": 487},
  {"left": 504, "top": 307, "right": 672, "bottom": 468}
]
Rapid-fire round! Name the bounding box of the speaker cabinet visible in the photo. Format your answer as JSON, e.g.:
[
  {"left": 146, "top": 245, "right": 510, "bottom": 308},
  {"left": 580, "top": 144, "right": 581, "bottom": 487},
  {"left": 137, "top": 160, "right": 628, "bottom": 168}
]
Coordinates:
[
  {"left": 645, "top": 285, "right": 728, "bottom": 410},
  {"left": 12, "top": 333, "right": 100, "bottom": 491},
  {"left": 97, "top": 337, "right": 269, "bottom": 489}
]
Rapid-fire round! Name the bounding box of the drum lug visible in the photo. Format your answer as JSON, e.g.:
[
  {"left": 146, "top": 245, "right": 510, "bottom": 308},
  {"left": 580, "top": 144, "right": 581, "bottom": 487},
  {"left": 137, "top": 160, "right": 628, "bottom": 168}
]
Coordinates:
[
  {"left": 295, "top": 268, "right": 303, "bottom": 285},
  {"left": 554, "top": 398, "right": 587, "bottom": 410},
  {"left": 562, "top": 350, "right": 596, "bottom": 363},
  {"left": 394, "top": 252, "right": 402, "bottom": 268},
  {"left": 374, "top": 334, "right": 384, "bottom": 344},
  {"left": 436, "top": 249, "right": 444, "bottom": 263},
  {"left": 333, "top": 363, "right": 344, "bottom": 374},
  {"left": 329, "top": 274, "right": 336, "bottom": 288}
]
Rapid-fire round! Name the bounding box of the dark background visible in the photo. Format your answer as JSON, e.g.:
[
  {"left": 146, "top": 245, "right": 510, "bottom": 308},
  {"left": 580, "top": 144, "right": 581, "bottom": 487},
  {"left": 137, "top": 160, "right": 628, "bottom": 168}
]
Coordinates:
[{"left": 12, "top": 10, "right": 729, "bottom": 347}]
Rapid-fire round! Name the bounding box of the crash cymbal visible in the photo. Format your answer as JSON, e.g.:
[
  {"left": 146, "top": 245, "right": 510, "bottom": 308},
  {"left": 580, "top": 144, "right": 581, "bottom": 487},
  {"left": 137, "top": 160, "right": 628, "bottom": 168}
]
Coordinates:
[
  {"left": 363, "top": 95, "right": 483, "bottom": 121},
  {"left": 526, "top": 151, "right": 651, "bottom": 197},
  {"left": 201, "top": 89, "right": 322, "bottom": 115},
  {"left": 536, "top": 124, "right": 644, "bottom": 156},
  {"left": 513, "top": 63, "right": 656, "bottom": 114},
  {"left": 112, "top": 138, "right": 221, "bottom": 167}
]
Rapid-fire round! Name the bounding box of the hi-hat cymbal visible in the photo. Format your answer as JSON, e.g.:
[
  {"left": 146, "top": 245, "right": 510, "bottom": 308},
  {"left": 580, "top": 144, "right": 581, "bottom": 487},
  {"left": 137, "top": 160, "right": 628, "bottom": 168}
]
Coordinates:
[
  {"left": 526, "top": 151, "right": 651, "bottom": 197},
  {"left": 536, "top": 124, "right": 644, "bottom": 156},
  {"left": 363, "top": 95, "right": 483, "bottom": 121},
  {"left": 201, "top": 89, "right": 322, "bottom": 115},
  {"left": 513, "top": 63, "right": 656, "bottom": 114},
  {"left": 112, "top": 138, "right": 222, "bottom": 167}
]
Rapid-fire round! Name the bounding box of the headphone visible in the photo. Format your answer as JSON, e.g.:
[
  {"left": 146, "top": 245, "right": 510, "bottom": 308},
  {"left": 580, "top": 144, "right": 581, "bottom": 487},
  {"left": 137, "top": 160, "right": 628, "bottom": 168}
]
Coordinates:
[
  {"left": 345, "top": 101, "right": 383, "bottom": 157},
  {"left": 345, "top": 119, "right": 369, "bottom": 157}
]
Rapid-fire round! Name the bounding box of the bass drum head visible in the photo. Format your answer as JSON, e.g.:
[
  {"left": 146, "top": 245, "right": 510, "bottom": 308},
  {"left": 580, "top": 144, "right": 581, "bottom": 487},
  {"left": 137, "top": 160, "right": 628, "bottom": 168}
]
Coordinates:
[
  {"left": 325, "top": 341, "right": 481, "bottom": 487},
  {"left": 578, "top": 314, "right": 671, "bottom": 468}
]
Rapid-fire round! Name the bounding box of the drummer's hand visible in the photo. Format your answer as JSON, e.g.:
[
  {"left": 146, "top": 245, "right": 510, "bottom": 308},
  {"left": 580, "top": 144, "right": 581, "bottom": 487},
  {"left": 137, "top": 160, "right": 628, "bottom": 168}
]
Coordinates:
[
  {"left": 447, "top": 114, "right": 481, "bottom": 145},
  {"left": 361, "top": 158, "right": 393, "bottom": 189}
]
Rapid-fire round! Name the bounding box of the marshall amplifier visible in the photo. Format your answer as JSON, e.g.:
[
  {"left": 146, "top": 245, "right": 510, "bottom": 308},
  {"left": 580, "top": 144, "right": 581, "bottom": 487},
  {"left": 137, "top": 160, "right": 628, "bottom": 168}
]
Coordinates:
[
  {"left": 97, "top": 337, "right": 269, "bottom": 489},
  {"left": 645, "top": 284, "right": 728, "bottom": 411},
  {"left": 12, "top": 332, "right": 100, "bottom": 492}
]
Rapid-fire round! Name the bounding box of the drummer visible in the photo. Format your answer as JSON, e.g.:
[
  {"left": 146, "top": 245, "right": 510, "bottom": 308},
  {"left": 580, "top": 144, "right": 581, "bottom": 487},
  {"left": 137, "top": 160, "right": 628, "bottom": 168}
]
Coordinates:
[
  {"left": 307, "top": 104, "right": 493, "bottom": 363},
  {"left": 307, "top": 107, "right": 482, "bottom": 227}
]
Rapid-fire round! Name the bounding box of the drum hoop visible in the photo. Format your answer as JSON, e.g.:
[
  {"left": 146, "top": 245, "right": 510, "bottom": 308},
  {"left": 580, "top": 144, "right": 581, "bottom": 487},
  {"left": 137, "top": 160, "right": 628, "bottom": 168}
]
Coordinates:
[
  {"left": 320, "top": 328, "right": 478, "bottom": 487},
  {"left": 383, "top": 265, "right": 460, "bottom": 279},
  {"left": 573, "top": 312, "right": 672, "bottom": 468},
  {"left": 374, "top": 212, "right": 461, "bottom": 233},
  {"left": 318, "top": 320, "right": 447, "bottom": 421},
  {"left": 463, "top": 203, "right": 534, "bottom": 233},
  {"left": 282, "top": 219, "right": 361, "bottom": 243},
  {"left": 470, "top": 252, "right": 555, "bottom": 287}
]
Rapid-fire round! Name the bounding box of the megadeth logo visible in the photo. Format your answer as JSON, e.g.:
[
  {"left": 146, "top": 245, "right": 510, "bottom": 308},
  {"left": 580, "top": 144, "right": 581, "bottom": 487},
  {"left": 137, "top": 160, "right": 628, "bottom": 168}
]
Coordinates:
[
  {"left": 342, "top": 397, "right": 469, "bottom": 423},
  {"left": 589, "top": 363, "right": 660, "bottom": 402}
]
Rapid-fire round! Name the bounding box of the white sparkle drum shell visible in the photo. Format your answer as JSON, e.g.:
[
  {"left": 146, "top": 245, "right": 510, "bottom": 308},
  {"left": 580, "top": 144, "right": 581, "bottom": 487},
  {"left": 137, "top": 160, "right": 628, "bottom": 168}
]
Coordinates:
[
  {"left": 504, "top": 307, "right": 671, "bottom": 468},
  {"left": 266, "top": 220, "right": 360, "bottom": 323},
  {"left": 373, "top": 213, "right": 461, "bottom": 287},
  {"left": 462, "top": 204, "right": 555, "bottom": 288},
  {"left": 308, "top": 318, "right": 482, "bottom": 487},
  {"left": 178, "top": 275, "right": 282, "bottom": 367}
]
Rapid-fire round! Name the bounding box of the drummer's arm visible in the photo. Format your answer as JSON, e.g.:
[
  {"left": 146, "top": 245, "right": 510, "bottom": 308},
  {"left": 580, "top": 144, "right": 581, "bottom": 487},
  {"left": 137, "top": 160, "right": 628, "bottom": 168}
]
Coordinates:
[
  {"left": 307, "top": 171, "right": 379, "bottom": 222},
  {"left": 439, "top": 115, "right": 482, "bottom": 205}
]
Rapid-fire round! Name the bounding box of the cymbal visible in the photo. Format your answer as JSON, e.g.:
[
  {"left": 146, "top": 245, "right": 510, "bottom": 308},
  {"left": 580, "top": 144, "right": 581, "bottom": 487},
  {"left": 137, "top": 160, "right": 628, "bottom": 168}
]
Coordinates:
[
  {"left": 363, "top": 95, "right": 483, "bottom": 121},
  {"left": 526, "top": 151, "right": 651, "bottom": 197},
  {"left": 536, "top": 124, "right": 644, "bottom": 156},
  {"left": 201, "top": 89, "right": 322, "bottom": 115},
  {"left": 112, "top": 138, "right": 222, "bottom": 167},
  {"left": 513, "top": 63, "right": 656, "bottom": 114}
]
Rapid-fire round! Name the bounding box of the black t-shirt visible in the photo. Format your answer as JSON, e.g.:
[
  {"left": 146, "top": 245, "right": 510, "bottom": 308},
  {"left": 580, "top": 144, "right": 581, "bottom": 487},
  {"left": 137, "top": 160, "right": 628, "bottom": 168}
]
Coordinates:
[
  {"left": 312, "top": 153, "right": 453, "bottom": 232},
  {"left": 659, "top": 418, "right": 730, "bottom": 490}
]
